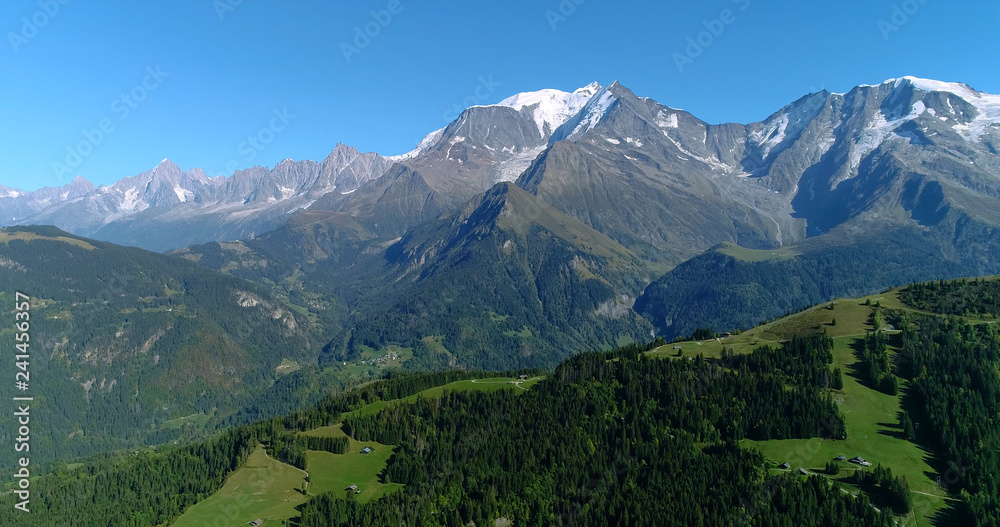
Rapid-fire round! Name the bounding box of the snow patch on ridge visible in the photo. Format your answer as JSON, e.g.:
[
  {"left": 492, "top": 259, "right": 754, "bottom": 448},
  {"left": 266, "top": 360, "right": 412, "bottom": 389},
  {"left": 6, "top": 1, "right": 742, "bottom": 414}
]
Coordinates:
[
  {"left": 173, "top": 185, "right": 194, "bottom": 203},
  {"left": 388, "top": 128, "right": 446, "bottom": 161},
  {"left": 656, "top": 110, "right": 679, "bottom": 128},
  {"left": 751, "top": 94, "right": 826, "bottom": 159},
  {"left": 119, "top": 187, "right": 147, "bottom": 212},
  {"left": 571, "top": 89, "right": 618, "bottom": 137},
  {"left": 493, "top": 145, "right": 546, "bottom": 183},
  {"left": 662, "top": 132, "right": 730, "bottom": 173},
  {"left": 549, "top": 85, "right": 619, "bottom": 143},
  {"left": 849, "top": 101, "right": 930, "bottom": 172}
]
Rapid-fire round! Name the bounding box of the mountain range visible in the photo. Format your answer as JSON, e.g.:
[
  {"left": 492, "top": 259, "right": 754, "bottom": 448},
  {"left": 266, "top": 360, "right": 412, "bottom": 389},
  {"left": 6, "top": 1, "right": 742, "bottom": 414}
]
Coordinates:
[
  {"left": 194, "top": 76, "right": 1000, "bottom": 324},
  {"left": 4, "top": 76, "right": 997, "bottom": 259},
  {"left": 0, "top": 144, "right": 393, "bottom": 251},
  {"left": 2, "top": 76, "right": 1000, "bottom": 433}
]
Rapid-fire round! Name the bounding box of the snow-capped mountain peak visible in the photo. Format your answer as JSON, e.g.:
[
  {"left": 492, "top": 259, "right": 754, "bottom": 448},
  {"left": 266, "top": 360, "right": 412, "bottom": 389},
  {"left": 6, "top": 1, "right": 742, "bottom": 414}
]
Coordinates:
[
  {"left": 895, "top": 76, "right": 977, "bottom": 97},
  {"left": 873, "top": 76, "right": 1000, "bottom": 143},
  {"left": 489, "top": 82, "right": 603, "bottom": 138},
  {"left": 0, "top": 186, "right": 24, "bottom": 199}
]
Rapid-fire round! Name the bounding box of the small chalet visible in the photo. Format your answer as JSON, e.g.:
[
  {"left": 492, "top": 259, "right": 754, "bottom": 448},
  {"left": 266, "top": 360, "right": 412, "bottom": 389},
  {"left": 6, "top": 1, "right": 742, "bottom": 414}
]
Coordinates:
[
  {"left": 347, "top": 484, "right": 358, "bottom": 491},
  {"left": 360, "top": 447, "right": 372, "bottom": 455},
  {"left": 778, "top": 462, "right": 790, "bottom": 470}
]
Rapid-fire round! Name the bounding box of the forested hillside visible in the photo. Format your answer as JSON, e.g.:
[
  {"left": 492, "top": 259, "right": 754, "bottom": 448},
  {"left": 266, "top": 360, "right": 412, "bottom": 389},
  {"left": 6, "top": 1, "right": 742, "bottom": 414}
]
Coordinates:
[
  {"left": 0, "top": 370, "right": 533, "bottom": 527},
  {"left": 899, "top": 278, "right": 1000, "bottom": 317},
  {"left": 634, "top": 228, "right": 988, "bottom": 339},
  {"left": 895, "top": 308, "right": 1000, "bottom": 525},
  {"left": 4, "top": 335, "right": 890, "bottom": 526},
  {"left": 0, "top": 226, "right": 335, "bottom": 463}
]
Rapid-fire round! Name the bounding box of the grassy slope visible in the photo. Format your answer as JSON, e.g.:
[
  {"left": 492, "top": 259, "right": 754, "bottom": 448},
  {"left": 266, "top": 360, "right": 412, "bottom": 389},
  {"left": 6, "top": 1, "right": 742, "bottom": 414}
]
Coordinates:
[
  {"left": 714, "top": 241, "right": 799, "bottom": 262},
  {"left": 0, "top": 229, "right": 97, "bottom": 250},
  {"left": 649, "top": 288, "right": 955, "bottom": 526},
  {"left": 170, "top": 445, "right": 307, "bottom": 527},
  {"left": 342, "top": 376, "right": 545, "bottom": 419},
  {"left": 301, "top": 425, "right": 403, "bottom": 502}
]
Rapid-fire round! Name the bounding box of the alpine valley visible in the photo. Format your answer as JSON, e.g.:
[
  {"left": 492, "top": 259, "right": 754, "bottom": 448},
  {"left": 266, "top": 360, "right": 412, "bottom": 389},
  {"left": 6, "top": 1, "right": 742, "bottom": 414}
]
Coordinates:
[{"left": 2, "top": 77, "right": 1000, "bottom": 524}]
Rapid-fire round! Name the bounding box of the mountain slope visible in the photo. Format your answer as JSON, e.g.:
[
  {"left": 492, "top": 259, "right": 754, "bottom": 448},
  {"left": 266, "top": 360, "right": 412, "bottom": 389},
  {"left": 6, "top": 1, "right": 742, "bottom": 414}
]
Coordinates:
[
  {"left": 0, "top": 226, "right": 334, "bottom": 463},
  {"left": 517, "top": 81, "right": 796, "bottom": 263},
  {"left": 633, "top": 217, "right": 1000, "bottom": 338},
  {"left": 182, "top": 183, "right": 654, "bottom": 369}
]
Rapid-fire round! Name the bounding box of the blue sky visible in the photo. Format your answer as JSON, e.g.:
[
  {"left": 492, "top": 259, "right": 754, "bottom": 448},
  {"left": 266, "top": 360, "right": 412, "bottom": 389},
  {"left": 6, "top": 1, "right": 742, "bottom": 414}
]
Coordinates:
[{"left": 2, "top": 0, "right": 998, "bottom": 191}]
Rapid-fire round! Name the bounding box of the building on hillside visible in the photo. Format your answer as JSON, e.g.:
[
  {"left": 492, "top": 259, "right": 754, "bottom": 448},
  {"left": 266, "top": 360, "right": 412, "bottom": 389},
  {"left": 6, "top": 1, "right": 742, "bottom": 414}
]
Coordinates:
[{"left": 360, "top": 447, "right": 372, "bottom": 454}]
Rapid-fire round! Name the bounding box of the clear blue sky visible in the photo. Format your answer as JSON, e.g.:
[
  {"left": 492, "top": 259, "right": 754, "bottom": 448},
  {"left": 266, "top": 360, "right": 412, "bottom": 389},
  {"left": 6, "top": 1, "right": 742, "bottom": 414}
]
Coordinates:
[{"left": 2, "top": 0, "right": 998, "bottom": 191}]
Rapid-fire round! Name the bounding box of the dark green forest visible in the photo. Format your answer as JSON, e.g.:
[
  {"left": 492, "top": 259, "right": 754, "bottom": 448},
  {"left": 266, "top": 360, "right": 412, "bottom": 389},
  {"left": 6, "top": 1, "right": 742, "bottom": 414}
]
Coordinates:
[
  {"left": 898, "top": 314, "right": 1000, "bottom": 525},
  {"left": 899, "top": 278, "right": 1000, "bottom": 317}
]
